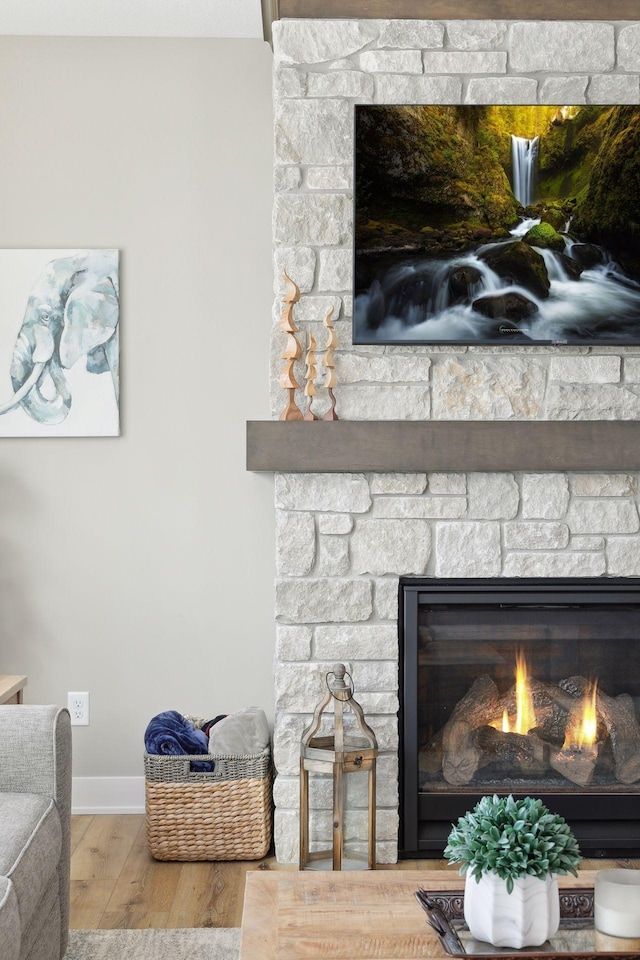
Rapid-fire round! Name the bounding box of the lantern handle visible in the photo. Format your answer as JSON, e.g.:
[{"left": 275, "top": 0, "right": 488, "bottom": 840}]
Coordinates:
[
  {"left": 327, "top": 666, "right": 378, "bottom": 749},
  {"left": 326, "top": 669, "right": 354, "bottom": 701}
]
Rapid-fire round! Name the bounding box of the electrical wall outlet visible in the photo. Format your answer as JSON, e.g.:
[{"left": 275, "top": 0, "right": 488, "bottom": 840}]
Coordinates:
[{"left": 68, "top": 691, "right": 89, "bottom": 726}]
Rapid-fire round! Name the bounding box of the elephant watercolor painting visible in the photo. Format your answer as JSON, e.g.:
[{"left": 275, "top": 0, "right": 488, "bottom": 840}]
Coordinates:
[{"left": 0, "top": 249, "right": 119, "bottom": 436}]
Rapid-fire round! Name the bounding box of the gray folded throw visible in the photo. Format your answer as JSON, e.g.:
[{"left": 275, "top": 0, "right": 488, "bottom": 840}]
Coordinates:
[{"left": 207, "top": 706, "right": 270, "bottom": 756}]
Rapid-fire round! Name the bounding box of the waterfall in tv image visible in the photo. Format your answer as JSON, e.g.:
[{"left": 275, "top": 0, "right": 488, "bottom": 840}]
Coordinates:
[
  {"left": 511, "top": 135, "right": 539, "bottom": 207},
  {"left": 354, "top": 105, "right": 640, "bottom": 344}
]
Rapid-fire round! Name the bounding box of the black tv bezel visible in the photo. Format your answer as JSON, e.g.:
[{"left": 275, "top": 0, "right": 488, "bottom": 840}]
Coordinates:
[{"left": 352, "top": 102, "right": 640, "bottom": 347}]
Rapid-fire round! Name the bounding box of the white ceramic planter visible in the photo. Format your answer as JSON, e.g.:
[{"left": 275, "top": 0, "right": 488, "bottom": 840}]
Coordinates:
[{"left": 464, "top": 872, "right": 560, "bottom": 948}]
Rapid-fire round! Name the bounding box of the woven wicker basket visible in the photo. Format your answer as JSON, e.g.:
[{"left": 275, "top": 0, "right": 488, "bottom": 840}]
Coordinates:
[{"left": 144, "top": 749, "right": 272, "bottom": 861}]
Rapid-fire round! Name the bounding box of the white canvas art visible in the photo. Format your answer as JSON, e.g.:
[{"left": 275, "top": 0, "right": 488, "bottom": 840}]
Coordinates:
[{"left": 0, "top": 249, "right": 119, "bottom": 437}]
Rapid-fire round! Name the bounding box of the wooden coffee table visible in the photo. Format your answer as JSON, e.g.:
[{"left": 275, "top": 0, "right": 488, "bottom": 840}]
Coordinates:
[{"left": 239, "top": 869, "right": 596, "bottom": 959}]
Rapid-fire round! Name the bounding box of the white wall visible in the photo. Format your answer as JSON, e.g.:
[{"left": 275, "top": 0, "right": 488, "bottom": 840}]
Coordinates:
[{"left": 0, "top": 37, "right": 275, "bottom": 781}]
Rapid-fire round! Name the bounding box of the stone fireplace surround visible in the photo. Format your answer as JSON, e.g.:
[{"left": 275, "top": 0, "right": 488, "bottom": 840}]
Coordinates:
[{"left": 270, "top": 17, "right": 640, "bottom": 864}]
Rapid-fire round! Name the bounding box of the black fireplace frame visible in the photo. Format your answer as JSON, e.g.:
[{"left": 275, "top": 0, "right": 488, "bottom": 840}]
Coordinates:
[{"left": 399, "top": 576, "right": 640, "bottom": 859}]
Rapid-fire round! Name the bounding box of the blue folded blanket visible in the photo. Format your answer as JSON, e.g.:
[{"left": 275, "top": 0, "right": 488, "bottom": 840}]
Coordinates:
[{"left": 145, "top": 710, "right": 214, "bottom": 773}]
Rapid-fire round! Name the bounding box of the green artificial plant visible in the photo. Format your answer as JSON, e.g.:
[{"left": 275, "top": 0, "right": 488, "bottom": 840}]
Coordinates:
[{"left": 444, "top": 794, "right": 581, "bottom": 894}]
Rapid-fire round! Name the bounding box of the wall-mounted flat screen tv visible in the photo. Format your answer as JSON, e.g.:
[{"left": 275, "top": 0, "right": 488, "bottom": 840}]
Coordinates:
[{"left": 354, "top": 104, "right": 640, "bottom": 345}]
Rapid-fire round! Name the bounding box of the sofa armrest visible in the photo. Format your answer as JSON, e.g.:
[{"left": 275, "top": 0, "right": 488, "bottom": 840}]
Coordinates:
[
  {"left": 0, "top": 705, "right": 71, "bottom": 803},
  {"left": 0, "top": 706, "right": 71, "bottom": 958}
]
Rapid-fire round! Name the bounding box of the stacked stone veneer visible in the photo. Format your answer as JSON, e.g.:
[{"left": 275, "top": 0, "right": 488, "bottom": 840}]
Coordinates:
[{"left": 270, "top": 18, "right": 640, "bottom": 863}]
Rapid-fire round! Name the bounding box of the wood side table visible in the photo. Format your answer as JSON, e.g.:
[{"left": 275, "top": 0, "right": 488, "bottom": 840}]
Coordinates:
[{"left": 0, "top": 675, "right": 27, "bottom": 704}]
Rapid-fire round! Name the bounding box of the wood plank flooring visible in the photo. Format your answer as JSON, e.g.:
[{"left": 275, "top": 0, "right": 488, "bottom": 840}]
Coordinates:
[
  {"left": 69, "top": 814, "right": 635, "bottom": 930},
  {"left": 70, "top": 815, "right": 295, "bottom": 929}
]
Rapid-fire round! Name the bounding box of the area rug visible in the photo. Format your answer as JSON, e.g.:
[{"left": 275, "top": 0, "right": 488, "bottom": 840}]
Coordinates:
[{"left": 66, "top": 927, "right": 241, "bottom": 960}]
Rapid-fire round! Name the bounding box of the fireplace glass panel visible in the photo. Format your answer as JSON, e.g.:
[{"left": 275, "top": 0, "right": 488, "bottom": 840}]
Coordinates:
[
  {"left": 419, "top": 602, "right": 640, "bottom": 794},
  {"left": 400, "top": 579, "right": 640, "bottom": 858}
]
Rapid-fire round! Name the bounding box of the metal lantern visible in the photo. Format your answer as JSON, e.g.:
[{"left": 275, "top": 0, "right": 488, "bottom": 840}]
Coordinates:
[{"left": 299, "top": 663, "right": 378, "bottom": 870}]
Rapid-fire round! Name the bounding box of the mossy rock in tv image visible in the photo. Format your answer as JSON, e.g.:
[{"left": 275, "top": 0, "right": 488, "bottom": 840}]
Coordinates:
[{"left": 353, "top": 104, "right": 640, "bottom": 345}]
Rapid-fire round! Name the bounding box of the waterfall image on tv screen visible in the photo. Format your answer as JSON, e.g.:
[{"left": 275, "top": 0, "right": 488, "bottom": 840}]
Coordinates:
[{"left": 354, "top": 105, "right": 640, "bottom": 345}]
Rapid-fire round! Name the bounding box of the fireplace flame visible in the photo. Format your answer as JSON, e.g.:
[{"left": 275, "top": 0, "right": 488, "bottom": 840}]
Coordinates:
[
  {"left": 514, "top": 648, "right": 536, "bottom": 735},
  {"left": 578, "top": 679, "right": 598, "bottom": 749},
  {"left": 488, "top": 652, "right": 537, "bottom": 734},
  {"left": 562, "top": 679, "right": 599, "bottom": 754}
]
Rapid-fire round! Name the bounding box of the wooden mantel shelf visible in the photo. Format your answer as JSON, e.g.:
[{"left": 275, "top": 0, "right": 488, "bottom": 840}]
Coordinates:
[
  {"left": 276, "top": 0, "right": 638, "bottom": 20},
  {"left": 247, "top": 420, "right": 640, "bottom": 473}
]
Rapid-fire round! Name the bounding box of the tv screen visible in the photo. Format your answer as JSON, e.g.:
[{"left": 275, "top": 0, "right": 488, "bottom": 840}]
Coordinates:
[{"left": 353, "top": 105, "right": 640, "bottom": 345}]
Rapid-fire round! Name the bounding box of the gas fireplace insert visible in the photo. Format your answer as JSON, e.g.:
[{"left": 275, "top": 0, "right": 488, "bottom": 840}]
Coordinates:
[{"left": 399, "top": 578, "right": 640, "bottom": 858}]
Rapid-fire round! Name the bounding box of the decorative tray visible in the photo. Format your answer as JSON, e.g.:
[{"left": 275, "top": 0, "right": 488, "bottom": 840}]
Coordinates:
[{"left": 415, "top": 888, "right": 640, "bottom": 959}]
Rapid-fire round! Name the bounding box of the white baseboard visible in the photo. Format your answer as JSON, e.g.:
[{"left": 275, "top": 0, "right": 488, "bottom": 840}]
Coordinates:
[{"left": 72, "top": 776, "right": 145, "bottom": 814}]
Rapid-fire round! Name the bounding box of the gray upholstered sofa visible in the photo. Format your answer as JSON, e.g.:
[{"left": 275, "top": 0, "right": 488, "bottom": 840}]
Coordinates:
[{"left": 0, "top": 706, "right": 71, "bottom": 960}]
